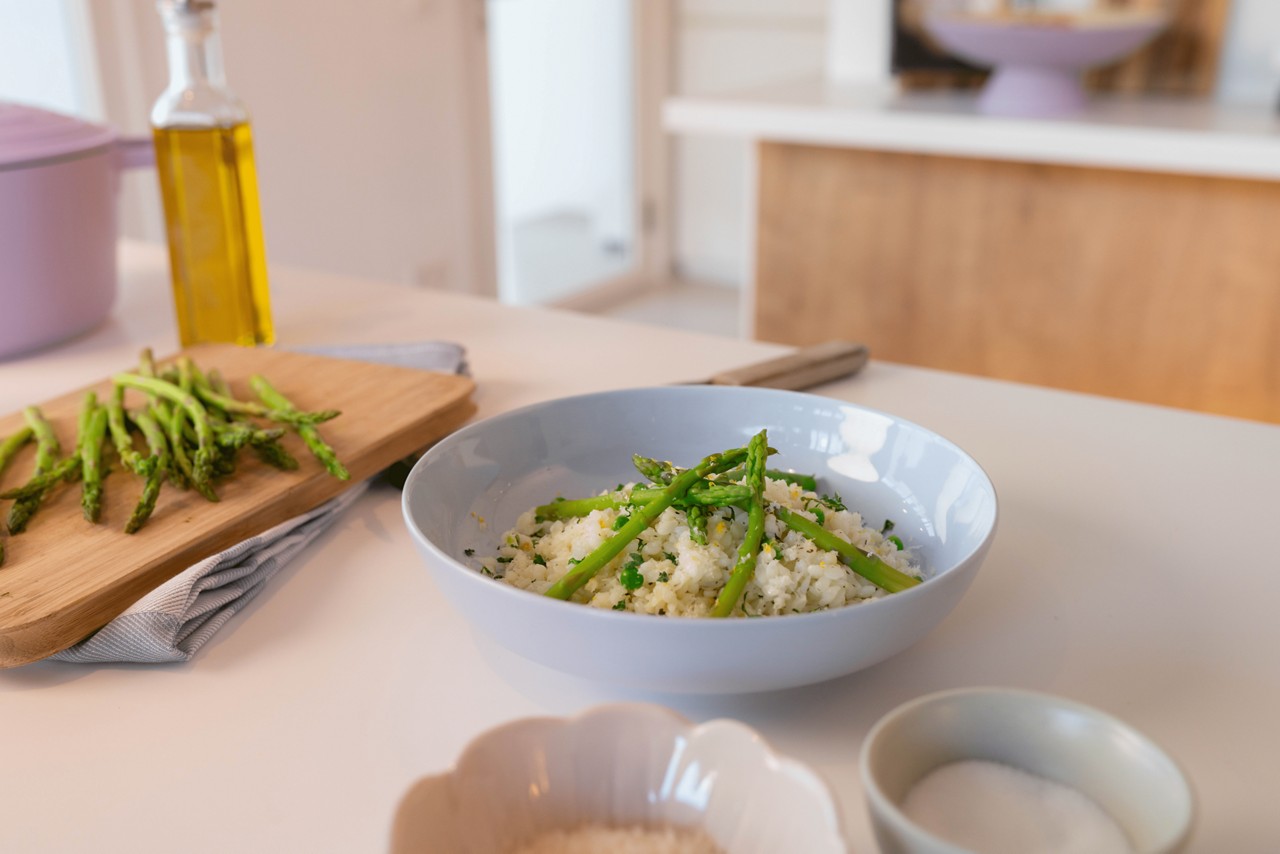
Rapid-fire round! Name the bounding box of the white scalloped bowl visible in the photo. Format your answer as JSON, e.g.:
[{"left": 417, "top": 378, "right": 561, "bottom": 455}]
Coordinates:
[
  {"left": 390, "top": 704, "right": 846, "bottom": 853},
  {"left": 402, "top": 386, "right": 998, "bottom": 693}
]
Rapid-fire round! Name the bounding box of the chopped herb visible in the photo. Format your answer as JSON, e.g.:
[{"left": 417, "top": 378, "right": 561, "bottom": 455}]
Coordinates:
[
  {"left": 568, "top": 557, "right": 582, "bottom": 566},
  {"left": 496, "top": 556, "right": 513, "bottom": 564},
  {"left": 882, "top": 519, "right": 896, "bottom": 533},
  {"left": 657, "top": 571, "right": 670, "bottom": 583},
  {"left": 612, "top": 599, "right": 627, "bottom": 611},
  {"left": 532, "top": 553, "right": 547, "bottom": 566},
  {"left": 813, "top": 506, "right": 825, "bottom": 525},
  {"left": 615, "top": 483, "right": 625, "bottom": 491},
  {"left": 534, "top": 514, "right": 545, "bottom": 524},
  {"left": 889, "top": 535, "right": 904, "bottom": 550},
  {"left": 463, "top": 548, "right": 475, "bottom": 557},
  {"left": 663, "top": 551, "right": 678, "bottom": 564},
  {"left": 820, "top": 492, "right": 846, "bottom": 512},
  {"left": 480, "top": 567, "right": 493, "bottom": 576},
  {"left": 612, "top": 513, "right": 631, "bottom": 531}
]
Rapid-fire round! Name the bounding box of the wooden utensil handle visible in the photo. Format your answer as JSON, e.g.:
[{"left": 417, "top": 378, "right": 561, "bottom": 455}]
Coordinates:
[{"left": 708, "top": 340, "right": 870, "bottom": 390}]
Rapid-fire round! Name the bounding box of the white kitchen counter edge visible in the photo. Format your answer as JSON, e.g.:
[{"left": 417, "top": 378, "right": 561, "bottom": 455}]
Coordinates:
[{"left": 664, "top": 78, "right": 1280, "bottom": 181}]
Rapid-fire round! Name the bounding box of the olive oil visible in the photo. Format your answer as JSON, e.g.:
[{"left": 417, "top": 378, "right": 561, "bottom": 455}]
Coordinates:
[{"left": 153, "top": 122, "right": 274, "bottom": 347}]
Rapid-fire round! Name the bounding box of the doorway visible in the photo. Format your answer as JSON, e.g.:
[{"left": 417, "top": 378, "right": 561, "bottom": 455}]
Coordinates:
[{"left": 486, "top": 0, "right": 653, "bottom": 306}]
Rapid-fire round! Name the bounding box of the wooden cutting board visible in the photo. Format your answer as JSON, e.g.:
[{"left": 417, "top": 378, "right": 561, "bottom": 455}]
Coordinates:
[{"left": 0, "top": 344, "right": 475, "bottom": 667}]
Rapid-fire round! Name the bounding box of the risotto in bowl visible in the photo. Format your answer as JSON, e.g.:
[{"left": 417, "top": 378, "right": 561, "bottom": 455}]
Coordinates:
[{"left": 401, "top": 386, "right": 997, "bottom": 694}]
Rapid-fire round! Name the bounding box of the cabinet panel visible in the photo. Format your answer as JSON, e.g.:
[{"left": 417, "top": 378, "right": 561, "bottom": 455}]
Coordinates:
[{"left": 755, "top": 142, "right": 1280, "bottom": 423}]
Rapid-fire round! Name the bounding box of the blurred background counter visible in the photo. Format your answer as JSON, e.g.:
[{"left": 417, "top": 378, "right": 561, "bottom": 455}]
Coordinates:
[{"left": 665, "top": 79, "right": 1280, "bottom": 424}]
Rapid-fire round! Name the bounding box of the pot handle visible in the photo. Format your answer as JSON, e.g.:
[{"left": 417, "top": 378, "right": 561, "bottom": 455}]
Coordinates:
[{"left": 114, "top": 136, "right": 155, "bottom": 171}]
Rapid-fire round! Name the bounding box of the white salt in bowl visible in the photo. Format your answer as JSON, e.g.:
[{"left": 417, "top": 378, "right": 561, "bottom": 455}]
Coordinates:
[
  {"left": 860, "top": 687, "right": 1195, "bottom": 854},
  {"left": 402, "top": 386, "right": 998, "bottom": 694},
  {"left": 390, "top": 703, "right": 845, "bottom": 853}
]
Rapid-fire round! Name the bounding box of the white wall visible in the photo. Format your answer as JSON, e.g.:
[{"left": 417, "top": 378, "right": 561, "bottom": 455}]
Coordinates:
[
  {"left": 488, "top": 0, "right": 632, "bottom": 302},
  {"left": 0, "top": 1, "right": 96, "bottom": 117},
  {"left": 671, "top": 0, "right": 828, "bottom": 287},
  {"left": 85, "top": 0, "right": 494, "bottom": 294},
  {"left": 489, "top": 0, "right": 630, "bottom": 232},
  {"left": 1217, "top": 0, "right": 1280, "bottom": 106}
]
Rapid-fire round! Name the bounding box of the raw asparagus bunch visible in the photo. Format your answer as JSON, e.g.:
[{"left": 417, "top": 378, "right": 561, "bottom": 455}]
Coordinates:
[{"left": 0, "top": 348, "right": 350, "bottom": 550}]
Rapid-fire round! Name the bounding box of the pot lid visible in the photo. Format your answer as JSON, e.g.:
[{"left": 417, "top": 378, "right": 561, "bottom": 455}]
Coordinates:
[{"left": 0, "top": 101, "right": 117, "bottom": 169}]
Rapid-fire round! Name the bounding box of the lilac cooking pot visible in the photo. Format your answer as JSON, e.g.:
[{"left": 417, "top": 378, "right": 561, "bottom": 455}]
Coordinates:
[{"left": 0, "top": 102, "right": 153, "bottom": 360}]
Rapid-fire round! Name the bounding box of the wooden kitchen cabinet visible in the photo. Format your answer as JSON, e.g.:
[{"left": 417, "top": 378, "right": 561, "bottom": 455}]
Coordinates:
[{"left": 753, "top": 141, "right": 1280, "bottom": 424}]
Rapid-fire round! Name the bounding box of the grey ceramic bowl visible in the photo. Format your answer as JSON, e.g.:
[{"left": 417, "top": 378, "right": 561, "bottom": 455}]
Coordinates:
[
  {"left": 402, "top": 386, "right": 998, "bottom": 694},
  {"left": 860, "top": 687, "right": 1195, "bottom": 854}
]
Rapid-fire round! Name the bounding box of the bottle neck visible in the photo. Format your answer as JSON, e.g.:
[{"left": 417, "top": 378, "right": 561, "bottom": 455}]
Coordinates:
[
  {"left": 153, "top": 0, "right": 247, "bottom": 128},
  {"left": 159, "top": 2, "right": 227, "bottom": 93}
]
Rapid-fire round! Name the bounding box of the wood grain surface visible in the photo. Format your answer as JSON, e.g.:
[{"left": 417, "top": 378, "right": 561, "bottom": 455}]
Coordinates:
[
  {"left": 0, "top": 345, "right": 475, "bottom": 667},
  {"left": 1087, "top": 0, "right": 1232, "bottom": 96},
  {"left": 754, "top": 141, "right": 1280, "bottom": 424}
]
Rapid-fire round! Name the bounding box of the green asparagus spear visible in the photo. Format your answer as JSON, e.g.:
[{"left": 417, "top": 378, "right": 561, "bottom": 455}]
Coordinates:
[
  {"left": 141, "top": 392, "right": 210, "bottom": 497},
  {"left": 718, "top": 466, "right": 817, "bottom": 492},
  {"left": 106, "top": 385, "right": 154, "bottom": 477},
  {"left": 544, "top": 446, "right": 749, "bottom": 601},
  {"left": 773, "top": 506, "right": 921, "bottom": 593},
  {"left": 249, "top": 375, "right": 349, "bottom": 480},
  {"left": 0, "top": 426, "right": 33, "bottom": 476},
  {"left": 125, "top": 408, "right": 169, "bottom": 534},
  {"left": 136, "top": 350, "right": 187, "bottom": 489},
  {"left": 205, "top": 370, "right": 299, "bottom": 470},
  {"left": 77, "top": 394, "right": 108, "bottom": 522},
  {"left": 7, "top": 407, "right": 62, "bottom": 534},
  {"left": 0, "top": 456, "right": 81, "bottom": 500},
  {"left": 632, "top": 454, "right": 809, "bottom": 491},
  {"left": 712, "top": 430, "right": 768, "bottom": 617},
  {"left": 633, "top": 455, "right": 678, "bottom": 484},
  {"left": 193, "top": 383, "right": 339, "bottom": 428},
  {"left": 114, "top": 373, "right": 217, "bottom": 498},
  {"left": 536, "top": 483, "right": 752, "bottom": 520}
]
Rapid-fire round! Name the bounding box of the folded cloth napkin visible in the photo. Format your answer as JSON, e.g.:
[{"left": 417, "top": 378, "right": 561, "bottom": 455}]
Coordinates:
[{"left": 50, "top": 341, "right": 467, "bottom": 665}]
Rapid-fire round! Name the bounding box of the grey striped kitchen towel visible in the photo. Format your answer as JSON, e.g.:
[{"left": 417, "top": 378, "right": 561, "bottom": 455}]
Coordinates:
[{"left": 50, "top": 341, "right": 467, "bottom": 664}]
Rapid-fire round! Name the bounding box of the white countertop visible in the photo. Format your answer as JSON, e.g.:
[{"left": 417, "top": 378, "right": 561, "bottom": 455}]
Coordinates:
[
  {"left": 2, "top": 242, "right": 1277, "bottom": 851},
  {"left": 664, "top": 78, "right": 1280, "bottom": 181}
]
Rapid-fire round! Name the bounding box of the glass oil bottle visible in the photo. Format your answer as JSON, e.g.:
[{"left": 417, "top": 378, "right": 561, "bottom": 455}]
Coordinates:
[{"left": 151, "top": 0, "right": 274, "bottom": 347}]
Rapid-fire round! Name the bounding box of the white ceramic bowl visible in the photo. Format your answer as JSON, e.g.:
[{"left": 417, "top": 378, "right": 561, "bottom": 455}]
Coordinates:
[
  {"left": 390, "top": 703, "right": 846, "bottom": 854},
  {"left": 860, "top": 688, "right": 1195, "bottom": 854},
  {"left": 402, "top": 386, "right": 998, "bottom": 693}
]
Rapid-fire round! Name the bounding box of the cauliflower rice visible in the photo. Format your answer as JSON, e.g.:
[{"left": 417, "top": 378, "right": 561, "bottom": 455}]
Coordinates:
[
  {"left": 508, "top": 825, "right": 722, "bottom": 854},
  {"left": 480, "top": 477, "right": 923, "bottom": 617}
]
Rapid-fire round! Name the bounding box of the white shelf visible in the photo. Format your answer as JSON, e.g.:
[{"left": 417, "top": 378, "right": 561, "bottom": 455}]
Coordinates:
[{"left": 664, "top": 78, "right": 1280, "bottom": 181}]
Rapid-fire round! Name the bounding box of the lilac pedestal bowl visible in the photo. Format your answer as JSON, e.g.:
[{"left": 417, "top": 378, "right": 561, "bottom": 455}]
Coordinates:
[{"left": 924, "top": 15, "right": 1169, "bottom": 118}]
